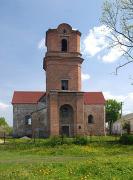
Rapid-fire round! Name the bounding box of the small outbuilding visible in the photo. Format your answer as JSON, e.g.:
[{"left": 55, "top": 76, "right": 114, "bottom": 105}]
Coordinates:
[{"left": 112, "top": 113, "right": 133, "bottom": 134}]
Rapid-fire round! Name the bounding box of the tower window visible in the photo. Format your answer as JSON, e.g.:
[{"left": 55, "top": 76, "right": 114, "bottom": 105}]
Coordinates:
[
  {"left": 61, "top": 39, "right": 67, "bottom": 52},
  {"left": 88, "top": 115, "right": 94, "bottom": 124},
  {"left": 61, "top": 80, "right": 68, "bottom": 90}
]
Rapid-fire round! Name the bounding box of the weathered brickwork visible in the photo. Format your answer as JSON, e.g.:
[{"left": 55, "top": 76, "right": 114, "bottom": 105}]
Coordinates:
[
  {"left": 44, "top": 24, "right": 106, "bottom": 136},
  {"left": 84, "top": 105, "right": 105, "bottom": 135},
  {"left": 45, "top": 23, "right": 86, "bottom": 136},
  {"left": 45, "top": 58, "right": 82, "bottom": 93},
  {"left": 31, "top": 108, "right": 48, "bottom": 137},
  {"left": 47, "top": 91, "right": 85, "bottom": 136},
  {"left": 13, "top": 104, "right": 37, "bottom": 137},
  {"left": 13, "top": 95, "right": 47, "bottom": 137},
  {"left": 12, "top": 23, "right": 106, "bottom": 137}
]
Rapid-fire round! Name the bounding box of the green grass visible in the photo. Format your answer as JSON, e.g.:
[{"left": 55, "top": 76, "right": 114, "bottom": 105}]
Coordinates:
[{"left": 0, "top": 136, "right": 133, "bottom": 180}]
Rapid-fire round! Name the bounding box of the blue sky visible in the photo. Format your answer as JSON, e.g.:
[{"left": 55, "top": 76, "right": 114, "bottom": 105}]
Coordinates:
[{"left": 0, "top": 0, "right": 133, "bottom": 126}]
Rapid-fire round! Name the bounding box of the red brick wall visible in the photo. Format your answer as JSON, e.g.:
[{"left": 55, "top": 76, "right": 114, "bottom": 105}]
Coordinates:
[
  {"left": 44, "top": 24, "right": 105, "bottom": 137},
  {"left": 48, "top": 91, "right": 84, "bottom": 136},
  {"left": 45, "top": 58, "right": 82, "bottom": 93},
  {"left": 45, "top": 23, "right": 83, "bottom": 94},
  {"left": 84, "top": 105, "right": 105, "bottom": 135},
  {"left": 46, "top": 23, "right": 81, "bottom": 54}
]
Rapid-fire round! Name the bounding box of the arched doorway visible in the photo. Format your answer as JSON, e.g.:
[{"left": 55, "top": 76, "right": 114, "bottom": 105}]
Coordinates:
[{"left": 59, "top": 104, "right": 74, "bottom": 137}]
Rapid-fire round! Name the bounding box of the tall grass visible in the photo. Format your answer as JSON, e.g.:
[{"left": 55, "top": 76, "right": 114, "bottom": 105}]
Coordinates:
[{"left": 0, "top": 136, "right": 132, "bottom": 179}]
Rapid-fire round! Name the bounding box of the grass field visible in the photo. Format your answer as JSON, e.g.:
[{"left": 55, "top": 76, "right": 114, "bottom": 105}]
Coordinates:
[{"left": 0, "top": 136, "right": 133, "bottom": 180}]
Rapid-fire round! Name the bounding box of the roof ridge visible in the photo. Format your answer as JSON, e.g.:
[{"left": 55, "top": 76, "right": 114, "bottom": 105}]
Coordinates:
[
  {"left": 14, "top": 91, "right": 45, "bottom": 93},
  {"left": 84, "top": 91, "right": 103, "bottom": 93}
]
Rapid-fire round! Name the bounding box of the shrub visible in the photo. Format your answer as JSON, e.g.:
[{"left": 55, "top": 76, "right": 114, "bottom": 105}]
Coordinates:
[
  {"left": 46, "top": 135, "right": 70, "bottom": 147},
  {"left": 119, "top": 134, "right": 133, "bottom": 145},
  {"left": 73, "top": 136, "right": 88, "bottom": 145},
  {"left": 46, "top": 136, "right": 62, "bottom": 147},
  {"left": 122, "top": 122, "right": 130, "bottom": 134}
]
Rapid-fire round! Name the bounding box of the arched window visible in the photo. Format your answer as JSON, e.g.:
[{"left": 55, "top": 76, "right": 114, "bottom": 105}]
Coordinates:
[
  {"left": 60, "top": 104, "right": 73, "bottom": 119},
  {"left": 88, "top": 115, "right": 94, "bottom": 124},
  {"left": 61, "top": 39, "right": 67, "bottom": 52},
  {"left": 60, "top": 104, "right": 74, "bottom": 137},
  {"left": 62, "top": 107, "right": 69, "bottom": 117}
]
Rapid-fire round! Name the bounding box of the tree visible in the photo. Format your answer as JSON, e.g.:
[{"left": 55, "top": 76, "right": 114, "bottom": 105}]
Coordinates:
[
  {"left": 106, "top": 99, "right": 121, "bottom": 134},
  {"left": 0, "top": 117, "right": 12, "bottom": 136},
  {"left": 0, "top": 117, "right": 8, "bottom": 126},
  {"left": 101, "top": 0, "right": 133, "bottom": 74},
  {"left": 122, "top": 120, "right": 131, "bottom": 134}
]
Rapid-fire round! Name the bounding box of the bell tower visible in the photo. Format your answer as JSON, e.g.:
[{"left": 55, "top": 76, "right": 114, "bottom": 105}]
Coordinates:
[
  {"left": 43, "top": 23, "right": 84, "bottom": 136},
  {"left": 44, "top": 23, "right": 83, "bottom": 93}
]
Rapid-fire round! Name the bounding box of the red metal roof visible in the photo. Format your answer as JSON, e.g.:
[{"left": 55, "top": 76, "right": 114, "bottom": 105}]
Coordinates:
[
  {"left": 12, "top": 91, "right": 105, "bottom": 105},
  {"left": 12, "top": 91, "right": 45, "bottom": 104},
  {"left": 84, "top": 92, "right": 105, "bottom": 105}
]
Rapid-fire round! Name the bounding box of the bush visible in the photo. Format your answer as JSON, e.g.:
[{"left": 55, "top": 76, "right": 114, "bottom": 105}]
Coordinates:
[
  {"left": 119, "top": 134, "right": 133, "bottom": 145},
  {"left": 73, "top": 136, "right": 88, "bottom": 145},
  {"left": 122, "top": 122, "right": 130, "bottom": 134},
  {"left": 46, "top": 136, "right": 62, "bottom": 147},
  {"left": 46, "top": 135, "right": 70, "bottom": 147},
  {"left": 47, "top": 136, "right": 88, "bottom": 146}
]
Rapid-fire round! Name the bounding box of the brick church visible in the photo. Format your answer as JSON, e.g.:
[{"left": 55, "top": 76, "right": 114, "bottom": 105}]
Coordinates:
[{"left": 12, "top": 23, "right": 106, "bottom": 137}]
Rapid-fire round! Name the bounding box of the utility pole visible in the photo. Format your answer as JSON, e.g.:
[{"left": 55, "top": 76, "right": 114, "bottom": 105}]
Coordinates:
[
  {"left": 120, "top": 102, "right": 124, "bottom": 118},
  {"left": 120, "top": 102, "right": 124, "bottom": 136}
]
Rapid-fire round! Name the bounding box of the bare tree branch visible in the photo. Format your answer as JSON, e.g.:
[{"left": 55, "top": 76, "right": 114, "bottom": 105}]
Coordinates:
[{"left": 101, "top": 0, "right": 133, "bottom": 74}]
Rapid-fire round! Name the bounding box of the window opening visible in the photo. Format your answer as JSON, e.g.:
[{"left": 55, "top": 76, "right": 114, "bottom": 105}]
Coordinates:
[
  {"left": 61, "top": 39, "right": 67, "bottom": 52},
  {"left": 61, "top": 80, "right": 68, "bottom": 90},
  {"left": 88, "top": 115, "right": 94, "bottom": 124},
  {"left": 25, "top": 115, "right": 32, "bottom": 125}
]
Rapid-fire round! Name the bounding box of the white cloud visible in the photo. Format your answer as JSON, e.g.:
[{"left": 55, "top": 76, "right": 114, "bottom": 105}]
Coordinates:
[
  {"left": 81, "top": 73, "right": 90, "bottom": 81},
  {"left": 0, "top": 102, "right": 10, "bottom": 110},
  {"left": 103, "top": 91, "right": 133, "bottom": 115},
  {"left": 83, "top": 25, "right": 111, "bottom": 56},
  {"left": 103, "top": 91, "right": 126, "bottom": 102},
  {"left": 83, "top": 25, "right": 127, "bottom": 63},
  {"left": 102, "top": 34, "right": 127, "bottom": 63},
  {"left": 127, "top": 92, "right": 133, "bottom": 99},
  {"left": 102, "top": 46, "right": 124, "bottom": 63},
  {"left": 38, "top": 38, "right": 46, "bottom": 50}
]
